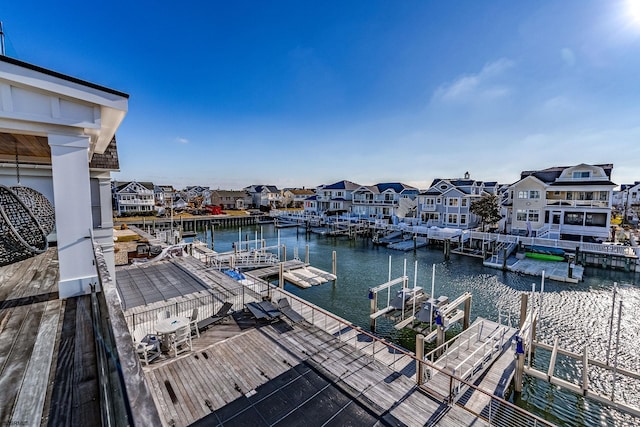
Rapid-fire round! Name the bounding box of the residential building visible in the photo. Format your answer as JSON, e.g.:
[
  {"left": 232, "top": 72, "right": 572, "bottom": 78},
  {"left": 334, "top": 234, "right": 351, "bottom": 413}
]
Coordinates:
[
  {"left": 154, "top": 184, "right": 174, "bottom": 206},
  {"left": 315, "top": 180, "right": 361, "bottom": 214},
  {"left": 507, "top": 163, "right": 615, "bottom": 242},
  {"left": 282, "top": 188, "right": 315, "bottom": 208},
  {"left": 208, "top": 190, "right": 252, "bottom": 210},
  {"left": 416, "top": 174, "right": 492, "bottom": 229},
  {"left": 303, "top": 195, "right": 318, "bottom": 214},
  {"left": 112, "top": 181, "right": 155, "bottom": 216},
  {"left": 352, "top": 183, "right": 418, "bottom": 219},
  {"left": 244, "top": 185, "right": 282, "bottom": 208}
]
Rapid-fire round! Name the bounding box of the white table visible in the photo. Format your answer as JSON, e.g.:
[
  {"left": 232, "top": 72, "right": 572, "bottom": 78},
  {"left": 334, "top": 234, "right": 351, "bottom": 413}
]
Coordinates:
[{"left": 155, "top": 316, "right": 189, "bottom": 352}]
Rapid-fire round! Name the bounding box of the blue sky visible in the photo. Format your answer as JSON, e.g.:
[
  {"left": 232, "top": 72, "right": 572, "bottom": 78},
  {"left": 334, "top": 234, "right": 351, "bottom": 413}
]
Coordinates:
[{"left": 3, "top": 1, "right": 640, "bottom": 190}]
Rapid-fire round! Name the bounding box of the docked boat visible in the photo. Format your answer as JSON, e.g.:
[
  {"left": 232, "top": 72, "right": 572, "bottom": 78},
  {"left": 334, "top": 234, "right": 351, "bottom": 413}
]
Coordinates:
[
  {"left": 389, "top": 287, "right": 423, "bottom": 310},
  {"left": 524, "top": 245, "right": 565, "bottom": 261},
  {"left": 525, "top": 252, "right": 565, "bottom": 262}
]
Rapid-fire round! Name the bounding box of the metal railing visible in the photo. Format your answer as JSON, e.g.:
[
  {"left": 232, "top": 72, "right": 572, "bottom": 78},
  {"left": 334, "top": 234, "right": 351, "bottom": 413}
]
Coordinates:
[{"left": 266, "top": 286, "right": 553, "bottom": 427}]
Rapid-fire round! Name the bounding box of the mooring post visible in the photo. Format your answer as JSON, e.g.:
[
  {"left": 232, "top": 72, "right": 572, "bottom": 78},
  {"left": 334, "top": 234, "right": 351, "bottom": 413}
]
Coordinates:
[
  {"left": 515, "top": 336, "right": 525, "bottom": 393},
  {"left": 416, "top": 334, "right": 425, "bottom": 385},
  {"left": 305, "top": 244, "right": 310, "bottom": 264},
  {"left": 463, "top": 296, "right": 471, "bottom": 330},
  {"left": 211, "top": 223, "right": 215, "bottom": 251},
  {"left": 582, "top": 347, "right": 589, "bottom": 395},
  {"left": 436, "top": 326, "right": 445, "bottom": 357},
  {"left": 279, "top": 262, "right": 284, "bottom": 289},
  {"left": 502, "top": 248, "right": 507, "bottom": 271},
  {"left": 519, "top": 294, "right": 528, "bottom": 329},
  {"left": 332, "top": 250, "right": 337, "bottom": 276},
  {"left": 369, "top": 290, "right": 377, "bottom": 331},
  {"left": 282, "top": 245, "right": 286, "bottom": 262},
  {"left": 444, "top": 239, "right": 450, "bottom": 260}
]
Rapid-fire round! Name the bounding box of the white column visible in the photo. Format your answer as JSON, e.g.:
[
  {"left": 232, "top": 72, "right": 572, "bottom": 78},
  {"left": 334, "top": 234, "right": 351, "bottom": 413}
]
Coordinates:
[
  {"left": 95, "top": 175, "right": 116, "bottom": 281},
  {"left": 49, "top": 133, "right": 98, "bottom": 298}
]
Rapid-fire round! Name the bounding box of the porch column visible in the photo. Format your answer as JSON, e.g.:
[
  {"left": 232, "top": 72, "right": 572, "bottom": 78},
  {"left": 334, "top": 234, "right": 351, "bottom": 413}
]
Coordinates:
[
  {"left": 49, "top": 133, "right": 98, "bottom": 298},
  {"left": 96, "top": 175, "right": 116, "bottom": 282}
]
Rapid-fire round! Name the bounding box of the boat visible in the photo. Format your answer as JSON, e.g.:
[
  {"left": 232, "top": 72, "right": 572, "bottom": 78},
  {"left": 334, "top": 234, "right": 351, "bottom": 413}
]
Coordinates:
[
  {"left": 525, "top": 245, "right": 565, "bottom": 257},
  {"left": 525, "top": 252, "right": 565, "bottom": 262},
  {"left": 389, "top": 287, "right": 423, "bottom": 310}
]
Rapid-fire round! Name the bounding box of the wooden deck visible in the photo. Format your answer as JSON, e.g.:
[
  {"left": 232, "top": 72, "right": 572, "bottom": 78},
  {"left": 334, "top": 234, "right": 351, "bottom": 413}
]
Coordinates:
[
  {"left": 144, "top": 313, "right": 488, "bottom": 426},
  {"left": 0, "top": 249, "right": 102, "bottom": 426}
]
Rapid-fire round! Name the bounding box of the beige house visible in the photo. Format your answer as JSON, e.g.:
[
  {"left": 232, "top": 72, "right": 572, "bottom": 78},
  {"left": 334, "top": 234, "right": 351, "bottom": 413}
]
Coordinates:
[
  {"left": 208, "top": 190, "right": 251, "bottom": 210},
  {"left": 507, "top": 164, "right": 615, "bottom": 242}
]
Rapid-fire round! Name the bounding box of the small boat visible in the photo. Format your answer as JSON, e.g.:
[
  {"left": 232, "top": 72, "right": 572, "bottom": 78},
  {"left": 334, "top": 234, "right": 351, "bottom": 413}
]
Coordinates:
[
  {"left": 525, "top": 252, "right": 564, "bottom": 262},
  {"left": 389, "top": 287, "right": 423, "bottom": 310},
  {"left": 525, "top": 245, "right": 565, "bottom": 257}
]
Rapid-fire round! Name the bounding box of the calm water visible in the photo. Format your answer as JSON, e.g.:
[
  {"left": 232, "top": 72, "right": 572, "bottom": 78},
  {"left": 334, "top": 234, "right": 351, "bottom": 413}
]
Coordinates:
[{"left": 196, "top": 224, "right": 640, "bottom": 426}]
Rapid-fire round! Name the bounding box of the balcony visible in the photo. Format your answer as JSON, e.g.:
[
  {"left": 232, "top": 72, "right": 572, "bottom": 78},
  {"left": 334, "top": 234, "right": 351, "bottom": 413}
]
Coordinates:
[{"left": 546, "top": 199, "right": 609, "bottom": 209}]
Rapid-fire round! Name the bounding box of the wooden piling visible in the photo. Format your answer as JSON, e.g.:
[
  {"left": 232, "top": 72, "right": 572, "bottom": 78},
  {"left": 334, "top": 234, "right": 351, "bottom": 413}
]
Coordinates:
[
  {"left": 416, "top": 334, "right": 425, "bottom": 385},
  {"left": 519, "top": 294, "right": 528, "bottom": 329},
  {"left": 305, "top": 245, "right": 310, "bottom": 264},
  {"left": 436, "top": 326, "right": 445, "bottom": 357},
  {"left": 502, "top": 248, "right": 507, "bottom": 271},
  {"left": 332, "top": 250, "right": 337, "bottom": 276},
  {"left": 463, "top": 297, "right": 471, "bottom": 330},
  {"left": 370, "top": 293, "right": 377, "bottom": 331},
  {"left": 279, "top": 262, "right": 284, "bottom": 289}
]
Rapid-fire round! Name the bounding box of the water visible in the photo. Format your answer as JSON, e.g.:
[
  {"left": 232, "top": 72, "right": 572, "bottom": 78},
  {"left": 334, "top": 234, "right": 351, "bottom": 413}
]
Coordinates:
[{"left": 196, "top": 224, "right": 640, "bottom": 426}]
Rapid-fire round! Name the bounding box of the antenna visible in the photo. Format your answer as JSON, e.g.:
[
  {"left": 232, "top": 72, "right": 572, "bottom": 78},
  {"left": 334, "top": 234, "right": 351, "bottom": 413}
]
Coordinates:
[
  {"left": 0, "top": 21, "right": 5, "bottom": 56},
  {"left": 0, "top": 21, "right": 5, "bottom": 55}
]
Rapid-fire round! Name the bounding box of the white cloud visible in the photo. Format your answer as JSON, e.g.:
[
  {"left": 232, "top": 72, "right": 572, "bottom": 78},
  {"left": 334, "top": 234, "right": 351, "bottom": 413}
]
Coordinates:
[
  {"left": 175, "top": 137, "right": 189, "bottom": 144},
  {"left": 432, "top": 58, "right": 515, "bottom": 104}
]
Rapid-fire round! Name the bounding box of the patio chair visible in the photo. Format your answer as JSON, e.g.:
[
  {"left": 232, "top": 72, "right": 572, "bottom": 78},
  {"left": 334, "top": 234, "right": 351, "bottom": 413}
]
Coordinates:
[
  {"left": 133, "top": 329, "right": 160, "bottom": 366},
  {"left": 277, "top": 298, "right": 305, "bottom": 324},
  {"left": 157, "top": 310, "right": 171, "bottom": 322},
  {"left": 189, "top": 308, "right": 200, "bottom": 338},
  {"left": 197, "top": 301, "right": 234, "bottom": 332},
  {"left": 171, "top": 325, "right": 192, "bottom": 357}
]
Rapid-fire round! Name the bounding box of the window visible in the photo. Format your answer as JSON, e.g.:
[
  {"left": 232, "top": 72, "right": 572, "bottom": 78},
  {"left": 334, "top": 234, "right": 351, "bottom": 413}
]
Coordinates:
[
  {"left": 564, "top": 212, "right": 584, "bottom": 225},
  {"left": 436, "top": 198, "right": 442, "bottom": 204},
  {"left": 528, "top": 210, "right": 539, "bottom": 222},
  {"left": 460, "top": 214, "right": 467, "bottom": 224},
  {"left": 461, "top": 198, "right": 468, "bottom": 207},
  {"left": 517, "top": 191, "right": 528, "bottom": 199},
  {"left": 599, "top": 192, "right": 608, "bottom": 201},
  {"left": 529, "top": 190, "right": 540, "bottom": 199},
  {"left": 572, "top": 171, "right": 591, "bottom": 179},
  {"left": 447, "top": 214, "right": 458, "bottom": 224},
  {"left": 516, "top": 209, "right": 527, "bottom": 221},
  {"left": 447, "top": 198, "right": 459, "bottom": 207}
]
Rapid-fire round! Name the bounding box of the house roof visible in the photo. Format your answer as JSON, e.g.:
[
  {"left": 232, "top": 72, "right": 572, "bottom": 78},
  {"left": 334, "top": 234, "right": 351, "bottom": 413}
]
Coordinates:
[
  {"left": 288, "top": 189, "right": 315, "bottom": 195},
  {"left": 212, "top": 190, "right": 249, "bottom": 197},
  {"left": 115, "top": 181, "right": 154, "bottom": 192},
  {"left": 375, "top": 182, "right": 418, "bottom": 193},
  {"left": 520, "top": 164, "right": 614, "bottom": 183},
  {"left": 0, "top": 55, "right": 130, "bottom": 99},
  {"left": 322, "top": 180, "right": 361, "bottom": 190}
]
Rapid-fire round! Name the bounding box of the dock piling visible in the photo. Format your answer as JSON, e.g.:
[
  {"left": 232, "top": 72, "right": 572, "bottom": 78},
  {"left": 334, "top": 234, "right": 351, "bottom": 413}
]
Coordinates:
[{"left": 416, "top": 334, "right": 425, "bottom": 385}]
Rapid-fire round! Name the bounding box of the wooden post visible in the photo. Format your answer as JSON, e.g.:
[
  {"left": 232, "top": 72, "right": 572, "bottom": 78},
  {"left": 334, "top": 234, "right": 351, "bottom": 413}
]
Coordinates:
[
  {"left": 502, "top": 248, "right": 507, "bottom": 271},
  {"left": 444, "top": 239, "right": 450, "bottom": 260},
  {"left": 416, "top": 334, "right": 425, "bottom": 385},
  {"left": 279, "top": 262, "right": 284, "bottom": 289},
  {"left": 370, "top": 292, "right": 377, "bottom": 331},
  {"left": 413, "top": 233, "right": 417, "bottom": 252},
  {"left": 211, "top": 223, "right": 215, "bottom": 251},
  {"left": 305, "top": 244, "right": 310, "bottom": 265},
  {"left": 436, "top": 326, "right": 445, "bottom": 357},
  {"left": 463, "top": 296, "right": 471, "bottom": 330},
  {"left": 332, "top": 250, "right": 337, "bottom": 276},
  {"left": 582, "top": 347, "right": 589, "bottom": 395},
  {"left": 519, "top": 294, "right": 528, "bottom": 329},
  {"left": 575, "top": 246, "right": 581, "bottom": 265},
  {"left": 282, "top": 245, "right": 286, "bottom": 262},
  {"left": 515, "top": 350, "right": 525, "bottom": 393}
]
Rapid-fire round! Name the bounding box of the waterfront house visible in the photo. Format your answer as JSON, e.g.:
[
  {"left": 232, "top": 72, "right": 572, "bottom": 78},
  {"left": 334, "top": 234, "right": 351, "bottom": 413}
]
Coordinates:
[
  {"left": 244, "top": 184, "right": 282, "bottom": 209},
  {"left": 351, "top": 182, "right": 419, "bottom": 220},
  {"left": 113, "top": 180, "right": 155, "bottom": 216},
  {"left": 506, "top": 163, "right": 615, "bottom": 242},
  {"left": 282, "top": 188, "right": 315, "bottom": 208},
  {"left": 615, "top": 182, "right": 640, "bottom": 223},
  {"left": 315, "top": 180, "right": 361, "bottom": 215},
  {"left": 303, "top": 194, "right": 318, "bottom": 214},
  {"left": 416, "top": 173, "right": 492, "bottom": 229},
  {"left": 208, "top": 189, "right": 252, "bottom": 210},
  {"left": 154, "top": 184, "right": 174, "bottom": 206}
]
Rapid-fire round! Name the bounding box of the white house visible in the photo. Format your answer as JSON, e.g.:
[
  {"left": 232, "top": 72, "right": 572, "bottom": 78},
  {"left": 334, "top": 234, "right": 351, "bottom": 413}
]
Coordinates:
[
  {"left": 244, "top": 184, "right": 281, "bottom": 208},
  {"left": 507, "top": 164, "right": 615, "bottom": 242},
  {"left": 351, "top": 182, "right": 418, "bottom": 219},
  {"left": 315, "top": 180, "right": 361, "bottom": 214},
  {"left": 113, "top": 181, "right": 155, "bottom": 216},
  {"left": 416, "top": 175, "right": 493, "bottom": 229},
  {"left": 282, "top": 188, "right": 315, "bottom": 208},
  {"left": 0, "top": 55, "right": 128, "bottom": 298}
]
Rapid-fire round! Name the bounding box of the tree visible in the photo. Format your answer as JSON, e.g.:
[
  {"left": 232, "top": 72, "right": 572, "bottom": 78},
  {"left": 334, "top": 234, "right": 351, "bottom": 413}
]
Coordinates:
[{"left": 470, "top": 194, "right": 501, "bottom": 232}]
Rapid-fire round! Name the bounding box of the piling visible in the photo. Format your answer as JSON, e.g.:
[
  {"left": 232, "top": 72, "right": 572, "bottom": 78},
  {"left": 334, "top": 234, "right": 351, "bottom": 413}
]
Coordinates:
[
  {"left": 519, "top": 294, "right": 528, "bottom": 329},
  {"left": 463, "top": 297, "right": 471, "bottom": 330},
  {"left": 279, "top": 262, "right": 284, "bottom": 289},
  {"left": 332, "top": 250, "right": 337, "bottom": 276},
  {"left": 282, "top": 245, "right": 286, "bottom": 262},
  {"left": 305, "top": 245, "right": 310, "bottom": 264},
  {"left": 436, "top": 325, "right": 445, "bottom": 357},
  {"left": 502, "top": 248, "right": 507, "bottom": 271},
  {"left": 444, "top": 239, "right": 451, "bottom": 260},
  {"left": 416, "top": 334, "right": 425, "bottom": 385},
  {"left": 369, "top": 292, "right": 377, "bottom": 331}
]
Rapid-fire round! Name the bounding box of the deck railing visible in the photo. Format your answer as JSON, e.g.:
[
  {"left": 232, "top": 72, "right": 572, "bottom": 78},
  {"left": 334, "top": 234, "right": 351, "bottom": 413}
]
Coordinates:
[{"left": 265, "top": 285, "right": 554, "bottom": 427}]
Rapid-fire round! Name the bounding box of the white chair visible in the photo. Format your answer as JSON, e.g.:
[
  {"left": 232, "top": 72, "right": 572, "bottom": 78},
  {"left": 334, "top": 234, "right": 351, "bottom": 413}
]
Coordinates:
[
  {"left": 171, "top": 325, "right": 192, "bottom": 357},
  {"left": 133, "top": 329, "right": 160, "bottom": 366},
  {"left": 189, "top": 308, "right": 200, "bottom": 338},
  {"left": 157, "top": 310, "right": 171, "bottom": 322}
]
